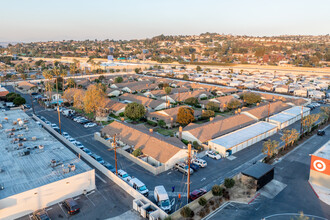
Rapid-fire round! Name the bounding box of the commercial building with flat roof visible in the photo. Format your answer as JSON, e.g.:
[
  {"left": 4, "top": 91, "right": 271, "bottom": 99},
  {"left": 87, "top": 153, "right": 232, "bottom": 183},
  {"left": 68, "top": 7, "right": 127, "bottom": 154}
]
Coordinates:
[
  {"left": 208, "top": 122, "right": 277, "bottom": 157},
  {"left": 0, "top": 110, "right": 95, "bottom": 220},
  {"left": 309, "top": 141, "right": 330, "bottom": 205}
]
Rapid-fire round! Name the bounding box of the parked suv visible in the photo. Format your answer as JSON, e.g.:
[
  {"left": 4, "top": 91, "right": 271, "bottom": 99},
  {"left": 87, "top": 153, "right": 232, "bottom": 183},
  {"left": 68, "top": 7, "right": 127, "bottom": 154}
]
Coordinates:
[
  {"left": 174, "top": 162, "right": 194, "bottom": 175},
  {"left": 192, "top": 158, "right": 207, "bottom": 167},
  {"left": 62, "top": 198, "right": 80, "bottom": 215},
  {"left": 91, "top": 154, "right": 105, "bottom": 165}
]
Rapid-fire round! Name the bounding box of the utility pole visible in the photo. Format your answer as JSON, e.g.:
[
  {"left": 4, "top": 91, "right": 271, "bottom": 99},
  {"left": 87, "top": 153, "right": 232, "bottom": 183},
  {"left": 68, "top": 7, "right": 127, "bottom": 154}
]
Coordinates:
[
  {"left": 300, "top": 105, "right": 303, "bottom": 135},
  {"left": 187, "top": 143, "right": 191, "bottom": 203},
  {"left": 113, "top": 134, "right": 118, "bottom": 176}
]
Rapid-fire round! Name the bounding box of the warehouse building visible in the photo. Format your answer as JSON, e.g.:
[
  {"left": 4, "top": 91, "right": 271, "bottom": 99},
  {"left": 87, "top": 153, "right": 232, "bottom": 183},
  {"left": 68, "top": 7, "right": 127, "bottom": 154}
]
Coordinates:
[
  {"left": 269, "top": 106, "right": 310, "bottom": 129},
  {"left": 241, "top": 162, "right": 275, "bottom": 191},
  {"left": 208, "top": 122, "right": 277, "bottom": 157},
  {"left": 309, "top": 141, "right": 330, "bottom": 205},
  {"left": 0, "top": 110, "right": 95, "bottom": 220}
]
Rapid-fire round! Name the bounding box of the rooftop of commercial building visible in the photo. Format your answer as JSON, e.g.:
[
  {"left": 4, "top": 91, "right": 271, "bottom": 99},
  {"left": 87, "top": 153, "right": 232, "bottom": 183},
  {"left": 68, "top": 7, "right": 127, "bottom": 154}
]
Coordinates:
[
  {"left": 209, "top": 121, "right": 277, "bottom": 149},
  {"left": 0, "top": 109, "right": 92, "bottom": 199},
  {"left": 269, "top": 112, "right": 296, "bottom": 123},
  {"left": 313, "top": 140, "right": 330, "bottom": 160},
  {"left": 282, "top": 106, "right": 310, "bottom": 117}
]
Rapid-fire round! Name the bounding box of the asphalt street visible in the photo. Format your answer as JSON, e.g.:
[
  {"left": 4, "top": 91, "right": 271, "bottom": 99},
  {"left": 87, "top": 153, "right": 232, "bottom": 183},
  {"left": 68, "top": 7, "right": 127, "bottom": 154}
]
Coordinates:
[
  {"left": 208, "top": 125, "right": 330, "bottom": 220},
  {"left": 6, "top": 85, "right": 328, "bottom": 213}
]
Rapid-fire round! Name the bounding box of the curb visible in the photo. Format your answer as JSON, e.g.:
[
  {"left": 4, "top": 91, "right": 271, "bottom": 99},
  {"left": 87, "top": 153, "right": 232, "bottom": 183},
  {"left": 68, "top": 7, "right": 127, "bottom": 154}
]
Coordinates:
[
  {"left": 248, "top": 192, "right": 261, "bottom": 204},
  {"left": 202, "top": 202, "right": 230, "bottom": 220},
  {"left": 308, "top": 181, "right": 319, "bottom": 198}
]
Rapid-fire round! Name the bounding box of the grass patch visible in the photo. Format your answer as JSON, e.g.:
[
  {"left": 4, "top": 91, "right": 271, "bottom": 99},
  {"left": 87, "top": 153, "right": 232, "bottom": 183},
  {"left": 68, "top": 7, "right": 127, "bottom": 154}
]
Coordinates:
[
  {"left": 155, "top": 128, "right": 175, "bottom": 136},
  {"left": 100, "top": 120, "right": 114, "bottom": 126}
]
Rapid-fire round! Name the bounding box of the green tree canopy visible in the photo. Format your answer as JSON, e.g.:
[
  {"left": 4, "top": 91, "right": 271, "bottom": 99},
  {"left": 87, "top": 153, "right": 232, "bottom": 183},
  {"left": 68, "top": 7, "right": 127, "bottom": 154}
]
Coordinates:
[
  {"left": 206, "top": 101, "right": 219, "bottom": 111},
  {"left": 227, "top": 99, "right": 241, "bottom": 110},
  {"left": 124, "top": 102, "right": 145, "bottom": 121},
  {"left": 240, "top": 92, "right": 261, "bottom": 105},
  {"left": 183, "top": 74, "right": 189, "bottom": 80},
  {"left": 114, "top": 76, "right": 123, "bottom": 83},
  {"left": 184, "top": 97, "right": 198, "bottom": 106},
  {"left": 201, "top": 110, "right": 215, "bottom": 119},
  {"left": 13, "top": 96, "right": 26, "bottom": 106},
  {"left": 6, "top": 92, "right": 21, "bottom": 102},
  {"left": 164, "top": 86, "right": 172, "bottom": 95}
]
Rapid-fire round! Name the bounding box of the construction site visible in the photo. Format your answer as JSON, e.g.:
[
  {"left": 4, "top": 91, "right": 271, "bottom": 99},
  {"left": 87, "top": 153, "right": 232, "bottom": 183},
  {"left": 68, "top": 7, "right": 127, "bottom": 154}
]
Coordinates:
[{"left": 0, "top": 109, "right": 96, "bottom": 220}]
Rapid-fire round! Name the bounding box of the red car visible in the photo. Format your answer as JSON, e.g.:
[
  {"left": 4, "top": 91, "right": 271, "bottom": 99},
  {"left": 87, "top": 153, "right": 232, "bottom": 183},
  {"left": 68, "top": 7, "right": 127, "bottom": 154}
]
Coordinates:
[{"left": 189, "top": 188, "right": 207, "bottom": 201}]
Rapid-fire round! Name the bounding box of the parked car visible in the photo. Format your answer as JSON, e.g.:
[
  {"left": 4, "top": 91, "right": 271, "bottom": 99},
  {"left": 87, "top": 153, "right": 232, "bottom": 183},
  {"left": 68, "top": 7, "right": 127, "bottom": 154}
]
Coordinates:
[
  {"left": 317, "top": 130, "right": 325, "bottom": 136},
  {"left": 84, "top": 122, "right": 97, "bottom": 128},
  {"left": 189, "top": 188, "right": 207, "bottom": 201},
  {"left": 189, "top": 163, "right": 200, "bottom": 171},
  {"left": 91, "top": 154, "right": 105, "bottom": 165},
  {"left": 62, "top": 198, "right": 80, "bottom": 215},
  {"left": 45, "top": 121, "right": 51, "bottom": 126},
  {"left": 103, "top": 162, "right": 116, "bottom": 173},
  {"left": 51, "top": 123, "right": 59, "bottom": 130},
  {"left": 192, "top": 158, "right": 207, "bottom": 167},
  {"left": 118, "top": 169, "right": 132, "bottom": 182},
  {"left": 79, "top": 119, "right": 90, "bottom": 124},
  {"left": 206, "top": 150, "right": 221, "bottom": 160},
  {"left": 68, "top": 137, "right": 78, "bottom": 145},
  {"left": 73, "top": 116, "right": 85, "bottom": 122},
  {"left": 62, "top": 132, "right": 70, "bottom": 139},
  {"left": 32, "top": 209, "right": 50, "bottom": 220},
  {"left": 75, "top": 141, "right": 84, "bottom": 149},
  {"left": 82, "top": 147, "right": 92, "bottom": 156},
  {"left": 174, "top": 162, "right": 194, "bottom": 175}
]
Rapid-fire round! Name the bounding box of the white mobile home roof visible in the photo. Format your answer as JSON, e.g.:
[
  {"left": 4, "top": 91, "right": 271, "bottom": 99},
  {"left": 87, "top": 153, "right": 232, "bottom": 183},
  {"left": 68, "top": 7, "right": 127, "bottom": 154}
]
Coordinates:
[
  {"left": 269, "top": 112, "right": 295, "bottom": 123},
  {"left": 282, "top": 106, "right": 310, "bottom": 117},
  {"left": 209, "top": 122, "right": 277, "bottom": 149}
]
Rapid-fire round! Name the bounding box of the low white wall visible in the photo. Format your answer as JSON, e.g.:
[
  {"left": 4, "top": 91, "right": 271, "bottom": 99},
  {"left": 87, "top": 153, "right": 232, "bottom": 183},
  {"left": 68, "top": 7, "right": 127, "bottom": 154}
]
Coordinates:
[
  {"left": 33, "top": 115, "right": 168, "bottom": 219},
  {"left": 0, "top": 165, "right": 95, "bottom": 220}
]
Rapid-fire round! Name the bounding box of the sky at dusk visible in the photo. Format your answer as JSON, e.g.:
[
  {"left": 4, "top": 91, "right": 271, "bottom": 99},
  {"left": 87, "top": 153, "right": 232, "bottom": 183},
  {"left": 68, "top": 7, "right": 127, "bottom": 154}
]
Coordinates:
[{"left": 1, "top": 0, "right": 329, "bottom": 42}]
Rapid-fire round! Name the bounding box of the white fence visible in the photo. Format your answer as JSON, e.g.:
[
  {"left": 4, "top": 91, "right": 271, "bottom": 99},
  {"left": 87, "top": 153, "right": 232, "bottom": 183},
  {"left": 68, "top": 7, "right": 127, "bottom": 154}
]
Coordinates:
[{"left": 32, "top": 114, "right": 168, "bottom": 220}]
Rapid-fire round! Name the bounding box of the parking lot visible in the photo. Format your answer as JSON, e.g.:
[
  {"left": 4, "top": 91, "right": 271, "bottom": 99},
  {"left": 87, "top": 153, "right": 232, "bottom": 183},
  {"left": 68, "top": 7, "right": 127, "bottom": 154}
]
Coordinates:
[
  {"left": 6, "top": 85, "right": 329, "bottom": 213},
  {"left": 17, "top": 172, "right": 136, "bottom": 220}
]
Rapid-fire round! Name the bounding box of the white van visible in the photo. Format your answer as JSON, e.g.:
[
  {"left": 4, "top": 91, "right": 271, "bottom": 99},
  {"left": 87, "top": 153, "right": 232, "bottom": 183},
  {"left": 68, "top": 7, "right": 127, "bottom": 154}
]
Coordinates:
[
  {"left": 129, "top": 178, "right": 149, "bottom": 197},
  {"left": 154, "top": 185, "right": 174, "bottom": 213}
]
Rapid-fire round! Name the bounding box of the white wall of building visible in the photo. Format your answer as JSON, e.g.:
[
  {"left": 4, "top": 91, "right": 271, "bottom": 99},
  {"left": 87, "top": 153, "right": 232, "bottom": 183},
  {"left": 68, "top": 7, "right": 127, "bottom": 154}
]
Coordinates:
[
  {"left": 0, "top": 170, "right": 95, "bottom": 220},
  {"left": 209, "top": 127, "right": 277, "bottom": 157}
]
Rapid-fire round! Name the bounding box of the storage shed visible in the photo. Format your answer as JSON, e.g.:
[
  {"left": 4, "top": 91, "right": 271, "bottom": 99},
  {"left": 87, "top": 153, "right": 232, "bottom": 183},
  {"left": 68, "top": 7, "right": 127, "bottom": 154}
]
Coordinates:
[
  {"left": 269, "top": 113, "right": 297, "bottom": 129},
  {"left": 241, "top": 162, "right": 274, "bottom": 191},
  {"left": 208, "top": 122, "right": 278, "bottom": 157},
  {"left": 269, "top": 106, "right": 310, "bottom": 129}
]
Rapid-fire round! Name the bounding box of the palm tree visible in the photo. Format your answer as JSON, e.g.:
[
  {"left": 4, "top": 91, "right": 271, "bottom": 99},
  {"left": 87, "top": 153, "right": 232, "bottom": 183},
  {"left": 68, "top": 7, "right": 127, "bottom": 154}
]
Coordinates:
[
  {"left": 262, "top": 139, "right": 279, "bottom": 157},
  {"left": 281, "top": 129, "right": 299, "bottom": 149},
  {"left": 69, "top": 63, "right": 76, "bottom": 77},
  {"left": 42, "top": 70, "right": 53, "bottom": 109},
  {"left": 60, "top": 68, "right": 67, "bottom": 91},
  {"left": 44, "top": 81, "right": 53, "bottom": 106}
]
